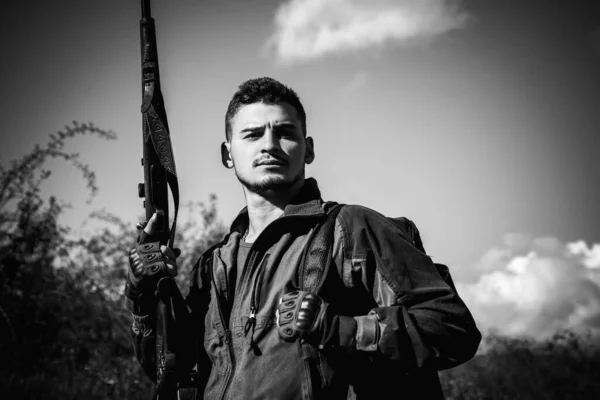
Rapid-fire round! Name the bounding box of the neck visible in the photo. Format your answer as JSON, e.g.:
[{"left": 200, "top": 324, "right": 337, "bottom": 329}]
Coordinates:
[{"left": 242, "top": 178, "right": 305, "bottom": 242}]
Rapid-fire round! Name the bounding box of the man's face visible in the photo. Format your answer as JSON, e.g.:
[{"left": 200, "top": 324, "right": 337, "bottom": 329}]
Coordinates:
[{"left": 222, "top": 102, "right": 314, "bottom": 195}]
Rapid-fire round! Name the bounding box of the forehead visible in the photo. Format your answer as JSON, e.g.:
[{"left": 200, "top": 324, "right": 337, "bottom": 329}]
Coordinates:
[{"left": 231, "top": 102, "right": 301, "bottom": 132}]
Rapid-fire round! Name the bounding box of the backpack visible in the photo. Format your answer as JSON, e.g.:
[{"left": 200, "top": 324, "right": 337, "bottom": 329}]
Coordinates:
[{"left": 300, "top": 202, "right": 457, "bottom": 293}]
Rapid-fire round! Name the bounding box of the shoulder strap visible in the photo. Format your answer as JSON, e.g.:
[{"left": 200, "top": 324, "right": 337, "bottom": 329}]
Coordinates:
[{"left": 300, "top": 202, "right": 345, "bottom": 293}]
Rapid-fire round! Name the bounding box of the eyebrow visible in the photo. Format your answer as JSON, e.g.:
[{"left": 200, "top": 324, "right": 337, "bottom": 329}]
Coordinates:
[
  {"left": 239, "top": 121, "right": 298, "bottom": 133},
  {"left": 240, "top": 126, "right": 263, "bottom": 134}
]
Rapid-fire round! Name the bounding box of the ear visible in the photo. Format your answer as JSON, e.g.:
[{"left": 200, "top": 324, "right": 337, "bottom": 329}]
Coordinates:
[
  {"left": 221, "top": 141, "right": 234, "bottom": 169},
  {"left": 304, "top": 136, "right": 315, "bottom": 165}
]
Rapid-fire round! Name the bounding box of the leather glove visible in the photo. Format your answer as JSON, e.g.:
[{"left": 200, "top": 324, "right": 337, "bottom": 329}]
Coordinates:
[
  {"left": 277, "top": 291, "right": 357, "bottom": 352},
  {"left": 125, "top": 213, "right": 180, "bottom": 302}
]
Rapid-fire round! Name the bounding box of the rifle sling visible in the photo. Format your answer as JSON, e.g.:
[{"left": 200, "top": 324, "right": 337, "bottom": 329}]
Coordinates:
[{"left": 144, "top": 105, "right": 179, "bottom": 249}]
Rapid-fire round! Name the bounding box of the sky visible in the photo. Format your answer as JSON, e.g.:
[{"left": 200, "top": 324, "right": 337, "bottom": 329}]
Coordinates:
[{"left": 2, "top": 0, "right": 600, "bottom": 339}]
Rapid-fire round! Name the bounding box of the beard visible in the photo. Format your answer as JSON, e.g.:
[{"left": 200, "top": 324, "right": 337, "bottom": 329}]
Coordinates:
[{"left": 235, "top": 168, "right": 304, "bottom": 196}]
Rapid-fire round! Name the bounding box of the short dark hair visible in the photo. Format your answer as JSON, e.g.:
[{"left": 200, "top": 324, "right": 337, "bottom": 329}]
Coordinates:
[{"left": 224, "top": 77, "right": 306, "bottom": 140}]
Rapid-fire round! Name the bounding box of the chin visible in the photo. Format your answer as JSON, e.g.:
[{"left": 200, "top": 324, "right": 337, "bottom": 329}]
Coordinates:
[
  {"left": 257, "top": 175, "right": 293, "bottom": 192},
  {"left": 239, "top": 173, "right": 301, "bottom": 195}
]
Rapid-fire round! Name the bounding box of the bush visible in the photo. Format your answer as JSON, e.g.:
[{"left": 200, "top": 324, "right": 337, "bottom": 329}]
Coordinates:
[
  {"left": 0, "top": 123, "right": 226, "bottom": 399},
  {"left": 440, "top": 330, "right": 600, "bottom": 400}
]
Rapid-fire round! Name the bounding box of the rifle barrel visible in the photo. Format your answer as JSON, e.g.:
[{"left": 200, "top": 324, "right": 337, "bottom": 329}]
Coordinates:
[{"left": 142, "top": 0, "right": 152, "bottom": 20}]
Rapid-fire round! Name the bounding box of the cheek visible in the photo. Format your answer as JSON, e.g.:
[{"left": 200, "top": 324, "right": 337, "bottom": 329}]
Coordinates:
[
  {"left": 230, "top": 146, "right": 251, "bottom": 166},
  {"left": 284, "top": 142, "right": 305, "bottom": 160}
]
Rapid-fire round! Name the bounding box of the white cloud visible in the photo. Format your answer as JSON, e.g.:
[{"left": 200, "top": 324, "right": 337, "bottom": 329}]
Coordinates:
[
  {"left": 567, "top": 240, "right": 600, "bottom": 269},
  {"left": 456, "top": 236, "right": 600, "bottom": 339},
  {"left": 266, "top": 0, "right": 469, "bottom": 64}
]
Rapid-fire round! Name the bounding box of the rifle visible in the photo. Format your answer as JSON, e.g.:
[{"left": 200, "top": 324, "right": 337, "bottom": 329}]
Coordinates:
[{"left": 138, "top": 1, "right": 194, "bottom": 399}]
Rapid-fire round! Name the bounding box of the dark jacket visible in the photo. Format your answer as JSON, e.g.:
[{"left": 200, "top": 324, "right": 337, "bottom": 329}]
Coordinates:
[{"left": 131, "top": 178, "right": 481, "bottom": 399}]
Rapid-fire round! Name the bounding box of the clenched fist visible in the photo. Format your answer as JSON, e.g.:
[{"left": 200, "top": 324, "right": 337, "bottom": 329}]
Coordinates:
[
  {"left": 277, "top": 291, "right": 357, "bottom": 352},
  {"left": 125, "top": 213, "right": 180, "bottom": 301}
]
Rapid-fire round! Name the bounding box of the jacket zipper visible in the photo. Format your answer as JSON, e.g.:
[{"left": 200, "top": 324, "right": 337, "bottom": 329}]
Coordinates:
[
  {"left": 244, "top": 254, "right": 269, "bottom": 350},
  {"left": 219, "top": 247, "right": 261, "bottom": 400}
]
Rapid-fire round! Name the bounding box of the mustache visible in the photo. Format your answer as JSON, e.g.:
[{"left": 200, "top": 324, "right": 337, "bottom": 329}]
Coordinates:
[{"left": 254, "top": 154, "right": 286, "bottom": 167}]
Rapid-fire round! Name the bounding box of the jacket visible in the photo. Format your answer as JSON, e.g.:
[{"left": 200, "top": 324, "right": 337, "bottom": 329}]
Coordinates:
[{"left": 131, "top": 178, "right": 481, "bottom": 399}]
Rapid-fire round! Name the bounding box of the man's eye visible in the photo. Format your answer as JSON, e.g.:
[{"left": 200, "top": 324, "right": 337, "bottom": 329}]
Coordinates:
[
  {"left": 276, "top": 129, "right": 297, "bottom": 138},
  {"left": 244, "top": 132, "right": 261, "bottom": 139}
]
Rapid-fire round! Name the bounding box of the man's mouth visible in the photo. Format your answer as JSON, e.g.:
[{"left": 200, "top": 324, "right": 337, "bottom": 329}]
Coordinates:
[{"left": 256, "top": 158, "right": 286, "bottom": 166}]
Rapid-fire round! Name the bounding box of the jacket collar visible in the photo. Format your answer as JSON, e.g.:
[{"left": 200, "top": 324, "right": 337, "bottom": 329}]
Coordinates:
[{"left": 229, "top": 178, "right": 325, "bottom": 234}]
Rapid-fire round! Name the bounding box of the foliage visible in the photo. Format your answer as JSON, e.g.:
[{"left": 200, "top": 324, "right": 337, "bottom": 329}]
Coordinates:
[
  {"left": 0, "top": 123, "right": 227, "bottom": 399},
  {"left": 0, "top": 121, "right": 116, "bottom": 348},
  {"left": 173, "top": 196, "right": 227, "bottom": 296},
  {"left": 440, "top": 329, "right": 600, "bottom": 400}
]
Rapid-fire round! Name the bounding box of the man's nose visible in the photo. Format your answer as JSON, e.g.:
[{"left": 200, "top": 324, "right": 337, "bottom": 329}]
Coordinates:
[{"left": 261, "top": 128, "right": 280, "bottom": 152}]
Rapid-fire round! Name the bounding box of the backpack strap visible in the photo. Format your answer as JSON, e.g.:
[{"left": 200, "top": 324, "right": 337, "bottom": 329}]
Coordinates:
[{"left": 300, "top": 202, "right": 345, "bottom": 293}]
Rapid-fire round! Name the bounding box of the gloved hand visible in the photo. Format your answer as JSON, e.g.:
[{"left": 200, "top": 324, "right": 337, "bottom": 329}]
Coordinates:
[
  {"left": 277, "top": 291, "right": 357, "bottom": 352},
  {"left": 125, "top": 213, "right": 180, "bottom": 302}
]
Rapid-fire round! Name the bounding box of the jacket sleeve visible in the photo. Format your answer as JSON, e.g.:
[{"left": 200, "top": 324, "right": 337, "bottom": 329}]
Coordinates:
[
  {"left": 333, "top": 205, "right": 481, "bottom": 371},
  {"left": 128, "top": 259, "right": 209, "bottom": 383},
  {"left": 129, "top": 298, "right": 159, "bottom": 381}
]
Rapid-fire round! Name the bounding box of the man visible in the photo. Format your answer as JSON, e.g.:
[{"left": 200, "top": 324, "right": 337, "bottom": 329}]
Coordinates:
[{"left": 127, "top": 77, "right": 481, "bottom": 399}]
